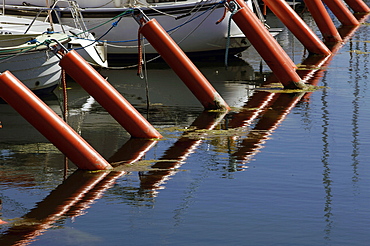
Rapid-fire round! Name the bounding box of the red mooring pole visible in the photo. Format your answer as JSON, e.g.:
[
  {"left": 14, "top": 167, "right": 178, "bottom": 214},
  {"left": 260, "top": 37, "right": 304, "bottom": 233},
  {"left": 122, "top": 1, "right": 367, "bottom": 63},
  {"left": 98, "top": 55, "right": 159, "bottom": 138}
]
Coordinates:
[
  {"left": 322, "top": 0, "right": 360, "bottom": 26},
  {"left": 139, "top": 18, "right": 230, "bottom": 110},
  {"left": 303, "top": 0, "right": 343, "bottom": 43},
  {"left": 227, "top": 0, "right": 305, "bottom": 89},
  {"left": 59, "top": 50, "right": 162, "bottom": 139},
  {"left": 0, "top": 71, "right": 112, "bottom": 170},
  {"left": 263, "top": 0, "right": 331, "bottom": 56},
  {"left": 344, "top": 0, "right": 370, "bottom": 13}
]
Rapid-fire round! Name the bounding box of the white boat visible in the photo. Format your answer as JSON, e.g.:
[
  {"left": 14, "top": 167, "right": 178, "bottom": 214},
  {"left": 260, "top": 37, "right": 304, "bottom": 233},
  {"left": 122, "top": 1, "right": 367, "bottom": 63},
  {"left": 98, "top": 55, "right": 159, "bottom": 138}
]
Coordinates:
[
  {"left": 0, "top": 14, "right": 108, "bottom": 67},
  {"left": 0, "top": 12, "right": 109, "bottom": 94},
  {"left": 0, "top": 32, "right": 69, "bottom": 94},
  {"left": 2, "top": 0, "right": 258, "bottom": 59}
]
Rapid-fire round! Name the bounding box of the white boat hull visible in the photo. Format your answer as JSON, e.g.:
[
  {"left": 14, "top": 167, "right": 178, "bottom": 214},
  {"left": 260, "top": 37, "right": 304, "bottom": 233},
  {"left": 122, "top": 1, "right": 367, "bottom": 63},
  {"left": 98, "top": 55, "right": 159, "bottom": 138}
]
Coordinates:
[
  {"left": 74, "top": 6, "right": 249, "bottom": 56},
  {"left": 0, "top": 49, "right": 61, "bottom": 94},
  {"left": 0, "top": 15, "right": 108, "bottom": 67},
  {"left": 3, "top": 1, "right": 252, "bottom": 56},
  {"left": 0, "top": 33, "right": 70, "bottom": 94}
]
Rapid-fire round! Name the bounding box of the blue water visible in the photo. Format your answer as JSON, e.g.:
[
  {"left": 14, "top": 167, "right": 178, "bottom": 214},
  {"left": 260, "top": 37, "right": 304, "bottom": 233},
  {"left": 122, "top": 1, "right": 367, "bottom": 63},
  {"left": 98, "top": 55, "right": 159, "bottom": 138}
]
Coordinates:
[{"left": 1, "top": 8, "right": 370, "bottom": 246}]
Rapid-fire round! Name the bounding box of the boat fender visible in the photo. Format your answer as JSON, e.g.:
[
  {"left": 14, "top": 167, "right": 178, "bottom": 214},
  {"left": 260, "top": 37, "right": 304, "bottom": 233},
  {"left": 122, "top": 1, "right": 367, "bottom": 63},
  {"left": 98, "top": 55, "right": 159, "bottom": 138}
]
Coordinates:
[{"left": 114, "top": 0, "right": 122, "bottom": 7}]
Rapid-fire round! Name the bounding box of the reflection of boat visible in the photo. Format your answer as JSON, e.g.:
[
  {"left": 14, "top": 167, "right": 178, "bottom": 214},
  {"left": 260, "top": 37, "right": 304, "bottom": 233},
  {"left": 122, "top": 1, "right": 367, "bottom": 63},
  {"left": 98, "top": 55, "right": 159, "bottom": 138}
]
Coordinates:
[
  {"left": 0, "top": 94, "right": 61, "bottom": 145},
  {"left": 3, "top": 0, "right": 257, "bottom": 58},
  {"left": 0, "top": 14, "right": 107, "bottom": 67},
  {"left": 0, "top": 32, "right": 69, "bottom": 94},
  {"left": 97, "top": 58, "right": 257, "bottom": 108},
  {"left": 0, "top": 58, "right": 257, "bottom": 157}
]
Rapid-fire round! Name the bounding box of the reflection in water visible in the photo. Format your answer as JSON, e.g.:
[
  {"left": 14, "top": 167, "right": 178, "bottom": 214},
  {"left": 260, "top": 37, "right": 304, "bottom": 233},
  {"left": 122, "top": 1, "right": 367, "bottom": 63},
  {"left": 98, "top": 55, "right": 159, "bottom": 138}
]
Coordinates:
[
  {"left": 0, "top": 44, "right": 340, "bottom": 242},
  {"left": 320, "top": 20, "right": 370, "bottom": 242},
  {"left": 138, "top": 110, "right": 227, "bottom": 194},
  {"left": 320, "top": 77, "right": 333, "bottom": 242},
  {"left": 315, "top": 17, "right": 370, "bottom": 242},
  {"left": 109, "top": 139, "right": 158, "bottom": 166},
  {"left": 100, "top": 57, "right": 258, "bottom": 109},
  {"left": 349, "top": 43, "right": 361, "bottom": 188},
  {"left": 0, "top": 170, "right": 125, "bottom": 246},
  {"left": 230, "top": 91, "right": 304, "bottom": 163},
  {"left": 348, "top": 25, "right": 370, "bottom": 190}
]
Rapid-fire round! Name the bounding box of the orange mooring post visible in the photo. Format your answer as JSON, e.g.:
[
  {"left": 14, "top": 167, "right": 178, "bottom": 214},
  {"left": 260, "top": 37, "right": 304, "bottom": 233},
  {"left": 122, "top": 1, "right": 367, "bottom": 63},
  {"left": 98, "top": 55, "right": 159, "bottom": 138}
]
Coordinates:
[
  {"left": 322, "top": 0, "right": 360, "bottom": 26},
  {"left": 138, "top": 18, "right": 230, "bottom": 110},
  {"left": 263, "top": 0, "right": 331, "bottom": 56},
  {"left": 59, "top": 50, "right": 162, "bottom": 139},
  {"left": 0, "top": 71, "right": 112, "bottom": 171},
  {"left": 344, "top": 0, "right": 370, "bottom": 13},
  {"left": 226, "top": 0, "right": 305, "bottom": 89},
  {"left": 303, "top": 0, "right": 343, "bottom": 43}
]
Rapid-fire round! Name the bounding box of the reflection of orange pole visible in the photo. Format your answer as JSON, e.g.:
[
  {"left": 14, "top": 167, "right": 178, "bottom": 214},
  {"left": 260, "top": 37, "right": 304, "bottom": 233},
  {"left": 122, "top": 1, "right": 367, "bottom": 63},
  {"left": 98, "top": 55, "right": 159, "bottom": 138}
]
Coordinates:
[
  {"left": 231, "top": 11, "right": 370, "bottom": 163},
  {"left": 64, "top": 171, "right": 125, "bottom": 217},
  {"left": 232, "top": 93, "right": 303, "bottom": 162},
  {"left": 344, "top": 0, "right": 370, "bottom": 13},
  {"left": 140, "top": 111, "right": 227, "bottom": 190},
  {"left": 301, "top": 23, "right": 364, "bottom": 101},
  {"left": 108, "top": 138, "right": 158, "bottom": 165},
  {"left": 228, "top": 91, "right": 278, "bottom": 128},
  {"left": 263, "top": 0, "right": 331, "bottom": 55},
  {"left": 0, "top": 71, "right": 111, "bottom": 171},
  {"left": 322, "top": 0, "right": 360, "bottom": 26},
  {"left": 59, "top": 50, "right": 162, "bottom": 139},
  {"left": 303, "top": 0, "right": 343, "bottom": 43},
  {"left": 139, "top": 19, "right": 230, "bottom": 110},
  {"left": 0, "top": 170, "right": 125, "bottom": 245},
  {"left": 227, "top": 0, "right": 305, "bottom": 89}
]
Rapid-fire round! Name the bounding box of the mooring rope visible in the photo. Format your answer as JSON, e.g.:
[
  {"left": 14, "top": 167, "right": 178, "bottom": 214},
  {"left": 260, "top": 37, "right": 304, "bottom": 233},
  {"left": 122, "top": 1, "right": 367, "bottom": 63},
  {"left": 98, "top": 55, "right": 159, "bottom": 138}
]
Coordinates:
[
  {"left": 61, "top": 68, "right": 68, "bottom": 122},
  {"left": 225, "top": 3, "right": 238, "bottom": 67},
  {"left": 142, "top": 41, "right": 151, "bottom": 116},
  {"left": 137, "top": 26, "right": 144, "bottom": 77}
]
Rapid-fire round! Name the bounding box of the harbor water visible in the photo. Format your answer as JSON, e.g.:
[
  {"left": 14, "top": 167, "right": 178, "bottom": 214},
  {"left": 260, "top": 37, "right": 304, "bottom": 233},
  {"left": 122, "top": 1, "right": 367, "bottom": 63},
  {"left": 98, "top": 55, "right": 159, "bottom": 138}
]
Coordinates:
[{"left": 1, "top": 7, "right": 370, "bottom": 246}]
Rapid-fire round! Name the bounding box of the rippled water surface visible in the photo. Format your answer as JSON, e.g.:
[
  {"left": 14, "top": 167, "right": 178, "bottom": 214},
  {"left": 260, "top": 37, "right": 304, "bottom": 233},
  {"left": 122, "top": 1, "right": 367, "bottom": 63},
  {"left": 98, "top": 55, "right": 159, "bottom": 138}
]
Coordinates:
[{"left": 1, "top": 8, "right": 370, "bottom": 246}]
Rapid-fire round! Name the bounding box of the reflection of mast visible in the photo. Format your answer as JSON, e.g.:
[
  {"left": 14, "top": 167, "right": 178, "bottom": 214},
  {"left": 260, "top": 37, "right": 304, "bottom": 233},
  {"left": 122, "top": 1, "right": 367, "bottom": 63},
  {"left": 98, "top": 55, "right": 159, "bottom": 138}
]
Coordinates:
[
  {"left": 319, "top": 78, "right": 333, "bottom": 242},
  {"left": 319, "top": 17, "right": 369, "bottom": 242},
  {"left": 139, "top": 110, "right": 227, "bottom": 192},
  {"left": 347, "top": 27, "right": 367, "bottom": 188},
  {"left": 348, "top": 41, "right": 360, "bottom": 187}
]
